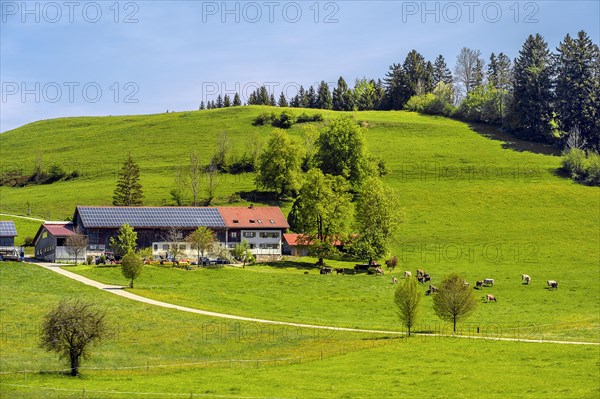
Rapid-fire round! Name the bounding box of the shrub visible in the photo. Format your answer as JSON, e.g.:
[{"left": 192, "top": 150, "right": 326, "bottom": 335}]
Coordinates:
[
  {"left": 562, "top": 149, "right": 587, "bottom": 179},
  {"left": 584, "top": 152, "right": 600, "bottom": 186},
  {"left": 23, "top": 236, "right": 34, "bottom": 247},
  {"left": 46, "top": 164, "right": 66, "bottom": 183},
  {"left": 272, "top": 111, "right": 297, "bottom": 129},
  {"left": 297, "top": 113, "right": 323, "bottom": 123},
  {"left": 86, "top": 255, "right": 94, "bottom": 265},
  {"left": 253, "top": 112, "right": 277, "bottom": 126}
]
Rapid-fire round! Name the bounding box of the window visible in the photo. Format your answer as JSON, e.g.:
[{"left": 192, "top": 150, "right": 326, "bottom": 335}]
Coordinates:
[
  {"left": 249, "top": 244, "right": 256, "bottom": 249},
  {"left": 259, "top": 232, "right": 280, "bottom": 239},
  {"left": 259, "top": 243, "right": 279, "bottom": 249},
  {"left": 231, "top": 232, "right": 237, "bottom": 238},
  {"left": 233, "top": 219, "right": 239, "bottom": 224},
  {"left": 153, "top": 244, "right": 158, "bottom": 250},
  {"left": 179, "top": 244, "right": 187, "bottom": 250},
  {"left": 228, "top": 243, "right": 236, "bottom": 249},
  {"left": 269, "top": 219, "right": 275, "bottom": 224},
  {"left": 162, "top": 245, "right": 169, "bottom": 250},
  {"left": 243, "top": 232, "right": 256, "bottom": 238},
  {"left": 249, "top": 219, "right": 255, "bottom": 223}
]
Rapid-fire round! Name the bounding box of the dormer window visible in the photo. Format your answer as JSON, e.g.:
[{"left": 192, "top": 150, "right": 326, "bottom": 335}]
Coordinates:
[
  {"left": 249, "top": 219, "right": 255, "bottom": 223},
  {"left": 269, "top": 219, "right": 275, "bottom": 224},
  {"left": 257, "top": 219, "right": 262, "bottom": 224},
  {"left": 233, "top": 219, "right": 239, "bottom": 223}
]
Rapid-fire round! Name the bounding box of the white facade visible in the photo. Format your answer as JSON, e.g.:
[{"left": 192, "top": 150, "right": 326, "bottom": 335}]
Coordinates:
[{"left": 239, "top": 230, "right": 282, "bottom": 257}]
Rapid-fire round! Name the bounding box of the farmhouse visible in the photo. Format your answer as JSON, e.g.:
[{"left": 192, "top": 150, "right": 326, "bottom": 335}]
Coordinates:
[
  {"left": 33, "top": 222, "right": 77, "bottom": 262},
  {"left": 34, "top": 206, "right": 289, "bottom": 262},
  {"left": 282, "top": 233, "right": 347, "bottom": 257},
  {"left": 0, "top": 220, "right": 22, "bottom": 260}
]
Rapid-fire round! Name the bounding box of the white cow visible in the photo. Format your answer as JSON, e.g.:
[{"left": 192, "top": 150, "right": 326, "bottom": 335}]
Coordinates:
[
  {"left": 522, "top": 274, "right": 531, "bottom": 285},
  {"left": 404, "top": 271, "right": 412, "bottom": 278},
  {"left": 484, "top": 278, "right": 494, "bottom": 286},
  {"left": 547, "top": 280, "right": 558, "bottom": 289}
]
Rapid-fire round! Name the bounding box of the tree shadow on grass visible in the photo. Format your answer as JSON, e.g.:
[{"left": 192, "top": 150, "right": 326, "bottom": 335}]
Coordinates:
[
  {"left": 237, "top": 190, "right": 291, "bottom": 207},
  {"left": 468, "top": 123, "right": 562, "bottom": 156},
  {"left": 261, "top": 260, "right": 318, "bottom": 270}
]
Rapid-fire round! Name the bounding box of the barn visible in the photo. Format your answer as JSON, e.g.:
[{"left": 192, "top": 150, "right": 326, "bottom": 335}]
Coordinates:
[{"left": 34, "top": 205, "right": 289, "bottom": 262}]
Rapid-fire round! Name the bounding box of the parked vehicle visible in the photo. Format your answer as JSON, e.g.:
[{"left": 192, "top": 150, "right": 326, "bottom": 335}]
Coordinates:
[{"left": 212, "top": 257, "right": 231, "bottom": 264}]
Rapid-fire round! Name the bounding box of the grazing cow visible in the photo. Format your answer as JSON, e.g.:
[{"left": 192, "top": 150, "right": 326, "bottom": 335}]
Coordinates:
[
  {"left": 475, "top": 280, "right": 484, "bottom": 289},
  {"left": 304, "top": 271, "right": 309, "bottom": 274},
  {"left": 392, "top": 277, "right": 398, "bottom": 284},
  {"left": 547, "top": 280, "right": 558, "bottom": 289},
  {"left": 375, "top": 267, "right": 384, "bottom": 275},
  {"left": 418, "top": 275, "right": 431, "bottom": 284},
  {"left": 484, "top": 278, "right": 494, "bottom": 287},
  {"left": 428, "top": 284, "right": 438, "bottom": 293},
  {"left": 522, "top": 274, "right": 531, "bottom": 284},
  {"left": 416, "top": 269, "right": 425, "bottom": 277},
  {"left": 404, "top": 271, "right": 412, "bottom": 278},
  {"left": 462, "top": 280, "right": 470, "bottom": 288},
  {"left": 320, "top": 267, "right": 332, "bottom": 275},
  {"left": 335, "top": 268, "right": 344, "bottom": 275},
  {"left": 486, "top": 294, "right": 497, "bottom": 302}
]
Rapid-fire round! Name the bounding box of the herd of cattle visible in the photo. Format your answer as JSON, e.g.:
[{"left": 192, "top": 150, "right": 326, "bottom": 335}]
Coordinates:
[
  {"left": 318, "top": 266, "right": 560, "bottom": 301},
  {"left": 391, "top": 270, "right": 560, "bottom": 302}
]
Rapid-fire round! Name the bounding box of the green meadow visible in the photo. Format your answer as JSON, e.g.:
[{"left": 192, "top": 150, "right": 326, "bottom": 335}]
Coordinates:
[
  {"left": 1, "top": 262, "right": 598, "bottom": 399},
  {"left": 0, "top": 107, "right": 599, "bottom": 397}
]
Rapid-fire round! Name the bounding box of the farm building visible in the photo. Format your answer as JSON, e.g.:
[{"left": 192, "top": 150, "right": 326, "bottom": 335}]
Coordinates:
[
  {"left": 33, "top": 222, "right": 79, "bottom": 262},
  {"left": 0, "top": 221, "right": 22, "bottom": 261},
  {"left": 282, "top": 233, "right": 346, "bottom": 257},
  {"left": 35, "top": 206, "right": 289, "bottom": 261}
]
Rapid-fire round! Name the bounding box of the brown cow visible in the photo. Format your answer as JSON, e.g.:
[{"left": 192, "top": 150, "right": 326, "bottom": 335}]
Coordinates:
[{"left": 486, "top": 294, "right": 497, "bottom": 302}]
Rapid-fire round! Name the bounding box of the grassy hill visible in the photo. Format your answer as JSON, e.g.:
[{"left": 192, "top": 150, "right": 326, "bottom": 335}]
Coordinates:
[{"left": 1, "top": 107, "right": 598, "bottom": 396}]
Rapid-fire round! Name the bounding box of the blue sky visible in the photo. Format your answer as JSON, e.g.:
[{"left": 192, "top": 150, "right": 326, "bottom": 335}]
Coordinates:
[{"left": 1, "top": 0, "right": 599, "bottom": 132}]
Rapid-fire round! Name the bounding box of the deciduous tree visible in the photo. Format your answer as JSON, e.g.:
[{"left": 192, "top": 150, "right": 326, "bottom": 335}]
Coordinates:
[
  {"left": 108, "top": 224, "right": 137, "bottom": 258},
  {"left": 40, "top": 300, "right": 106, "bottom": 376},
  {"left": 121, "top": 252, "right": 144, "bottom": 288},
  {"left": 394, "top": 277, "right": 421, "bottom": 336},
  {"left": 433, "top": 273, "right": 477, "bottom": 333},
  {"left": 186, "top": 226, "right": 216, "bottom": 266},
  {"left": 64, "top": 228, "right": 88, "bottom": 265},
  {"left": 255, "top": 129, "right": 303, "bottom": 198}
]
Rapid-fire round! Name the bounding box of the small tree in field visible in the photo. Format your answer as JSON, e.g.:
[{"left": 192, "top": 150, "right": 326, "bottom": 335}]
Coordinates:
[
  {"left": 231, "top": 240, "right": 253, "bottom": 267},
  {"left": 394, "top": 276, "right": 421, "bottom": 336},
  {"left": 40, "top": 299, "right": 106, "bottom": 376},
  {"left": 433, "top": 273, "right": 478, "bottom": 333},
  {"left": 121, "top": 252, "right": 144, "bottom": 288},
  {"left": 109, "top": 224, "right": 137, "bottom": 258},
  {"left": 64, "top": 228, "right": 88, "bottom": 265},
  {"left": 186, "top": 226, "right": 216, "bottom": 266}
]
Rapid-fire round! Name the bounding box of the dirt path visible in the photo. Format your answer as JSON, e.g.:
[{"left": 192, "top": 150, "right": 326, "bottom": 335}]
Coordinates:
[
  {"left": 32, "top": 261, "right": 600, "bottom": 346},
  {"left": 0, "top": 213, "right": 44, "bottom": 222}
]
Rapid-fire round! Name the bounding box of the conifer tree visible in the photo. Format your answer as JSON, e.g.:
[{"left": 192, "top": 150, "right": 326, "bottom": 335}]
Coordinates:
[
  {"left": 233, "top": 93, "right": 242, "bottom": 106},
  {"left": 278, "top": 92, "right": 289, "bottom": 107},
  {"left": 113, "top": 153, "right": 143, "bottom": 206}
]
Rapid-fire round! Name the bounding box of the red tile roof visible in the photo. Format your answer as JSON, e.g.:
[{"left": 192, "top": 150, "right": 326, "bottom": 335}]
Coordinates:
[
  {"left": 217, "top": 206, "right": 289, "bottom": 229},
  {"left": 44, "top": 223, "right": 75, "bottom": 237},
  {"left": 283, "top": 233, "right": 343, "bottom": 247}
]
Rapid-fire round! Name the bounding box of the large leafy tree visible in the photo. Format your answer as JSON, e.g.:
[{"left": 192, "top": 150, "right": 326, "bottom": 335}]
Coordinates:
[
  {"left": 40, "top": 300, "right": 106, "bottom": 376},
  {"left": 433, "top": 274, "right": 478, "bottom": 333},
  {"left": 288, "top": 168, "right": 352, "bottom": 266},
  {"left": 108, "top": 224, "right": 137, "bottom": 258},
  {"left": 352, "top": 177, "right": 401, "bottom": 265},
  {"left": 555, "top": 30, "right": 600, "bottom": 149},
  {"left": 394, "top": 277, "right": 422, "bottom": 336},
  {"left": 113, "top": 153, "right": 143, "bottom": 206},
  {"left": 315, "top": 116, "right": 370, "bottom": 189},
  {"left": 511, "top": 34, "right": 555, "bottom": 142},
  {"left": 255, "top": 130, "right": 303, "bottom": 198}
]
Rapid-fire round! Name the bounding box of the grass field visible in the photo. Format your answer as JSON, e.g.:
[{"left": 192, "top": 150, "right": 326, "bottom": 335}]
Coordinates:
[
  {"left": 0, "top": 107, "right": 599, "bottom": 397},
  {"left": 1, "top": 262, "right": 598, "bottom": 399},
  {"left": 67, "top": 258, "right": 599, "bottom": 342}
]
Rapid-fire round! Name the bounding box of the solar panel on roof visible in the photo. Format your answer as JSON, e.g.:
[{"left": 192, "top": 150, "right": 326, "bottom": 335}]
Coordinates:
[
  {"left": 0, "top": 221, "right": 17, "bottom": 237},
  {"left": 77, "top": 207, "right": 226, "bottom": 228}
]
